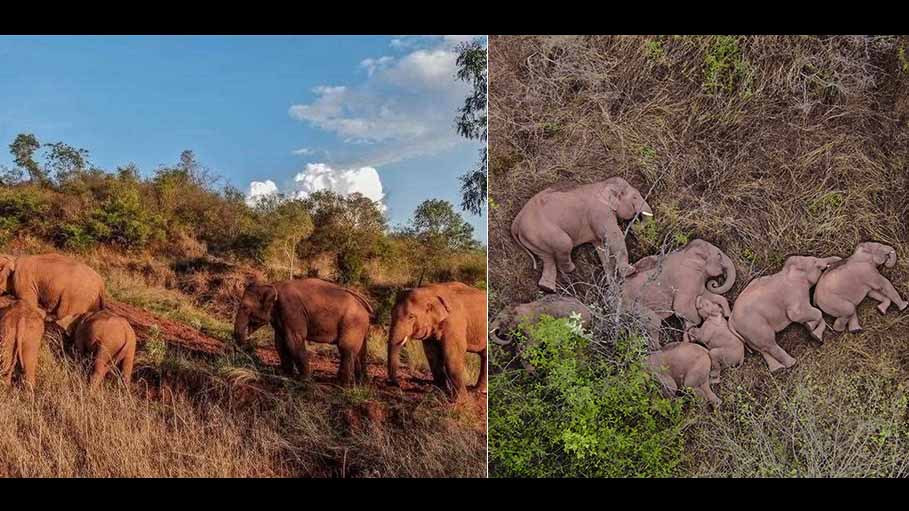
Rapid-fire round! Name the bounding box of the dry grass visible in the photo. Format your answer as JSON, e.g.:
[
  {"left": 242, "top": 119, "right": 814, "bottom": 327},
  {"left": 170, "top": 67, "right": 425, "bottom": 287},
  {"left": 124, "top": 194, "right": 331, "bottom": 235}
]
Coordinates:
[{"left": 489, "top": 35, "right": 909, "bottom": 476}]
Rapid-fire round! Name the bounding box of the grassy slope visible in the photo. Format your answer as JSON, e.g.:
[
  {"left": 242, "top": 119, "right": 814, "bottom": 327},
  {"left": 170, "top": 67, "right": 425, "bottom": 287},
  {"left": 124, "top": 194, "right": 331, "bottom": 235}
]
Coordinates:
[
  {"left": 489, "top": 35, "right": 909, "bottom": 476},
  {"left": 0, "top": 237, "right": 486, "bottom": 477}
]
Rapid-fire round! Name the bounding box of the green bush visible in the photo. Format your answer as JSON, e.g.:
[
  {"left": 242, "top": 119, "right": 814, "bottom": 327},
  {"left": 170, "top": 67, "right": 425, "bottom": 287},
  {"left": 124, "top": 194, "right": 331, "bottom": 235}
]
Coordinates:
[{"left": 489, "top": 315, "right": 686, "bottom": 478}]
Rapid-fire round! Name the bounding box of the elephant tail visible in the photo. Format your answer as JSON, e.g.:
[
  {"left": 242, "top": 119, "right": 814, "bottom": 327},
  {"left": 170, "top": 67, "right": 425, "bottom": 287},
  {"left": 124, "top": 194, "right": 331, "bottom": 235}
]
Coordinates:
[
  {"left": 96, "top": 292, "right": 106, "bottom": 311},
  {"left": 346, "top": 289, "right": 375, "bottom": 320},
  {"left": 511, "top": 215, "right": 537, "bottom": 270},
  {"left": 8, "top": 315, "right": 27, "bottom": 376}
]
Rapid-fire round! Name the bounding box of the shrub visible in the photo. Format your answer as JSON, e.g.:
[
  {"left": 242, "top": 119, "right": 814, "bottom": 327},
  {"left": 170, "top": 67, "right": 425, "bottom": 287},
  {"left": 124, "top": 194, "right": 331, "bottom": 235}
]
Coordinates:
[{"left": 489, "top": 314, "right": 686, "bottom": 478}]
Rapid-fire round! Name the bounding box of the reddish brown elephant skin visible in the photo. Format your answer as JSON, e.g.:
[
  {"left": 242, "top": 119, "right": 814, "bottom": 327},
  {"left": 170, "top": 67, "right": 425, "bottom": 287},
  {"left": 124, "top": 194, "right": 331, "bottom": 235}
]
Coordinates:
[
  {"left": 646, "top": 341, "right": 719, "bottom": 408},
  {"left": 73, "top": 310, "right": 137, "bottom": 388},
  {"left": 729, "top": 255, "right": 841, "bottom": 373},
  {"left": 234, "top": 278, "right": 373, "bottom": 386},
  {"left": 0, "top": 300, "right": 45, "bottom": 388},
  {"left": 687, "top": 296, "right": 744, "bottom": 384},
  {"left": 387, "top": 282, "right": 487, "bottom": 400},
  {"left": 814, "top": 242, "right": 908, "bottom": 334},
  {"left": 511, "top": 177, "right": 653, "bottom": 291},
  {"left": 0, "top": 253, "right": 105, "bottom": 330}
]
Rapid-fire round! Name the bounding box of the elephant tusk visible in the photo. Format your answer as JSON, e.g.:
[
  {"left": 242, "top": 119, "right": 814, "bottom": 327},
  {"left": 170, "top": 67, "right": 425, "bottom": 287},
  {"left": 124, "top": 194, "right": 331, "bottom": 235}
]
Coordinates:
[
  {"left": 641, "top": 211, "right": 653, "bottom": 217},
  {"left": 399, "top": 335, "right": 409, "bottom": 346}
]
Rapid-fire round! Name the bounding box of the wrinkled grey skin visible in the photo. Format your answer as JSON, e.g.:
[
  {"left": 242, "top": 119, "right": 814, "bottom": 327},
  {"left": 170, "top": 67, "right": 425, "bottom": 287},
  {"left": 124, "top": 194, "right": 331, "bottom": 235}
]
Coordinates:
[
  {"left": 686, "top": 295, "right": 744, "bottom": 384},
  {"left": 622, "top": 239, "right": 736, "bottom": 348},
  {"left": 490, "top": 295, "right": 593, "bottom": 371},
  {"left": 814, "top": 242, "right": 907, "bottom": 334},
  {"left": 511, "top": 177, "right": 654, "bottom": 292},
  {"left": 646, "top": 341, "right": 720, "bottom": 408},
  {"left": 729, "top": 255, "right": 841, "bottom": 373}
]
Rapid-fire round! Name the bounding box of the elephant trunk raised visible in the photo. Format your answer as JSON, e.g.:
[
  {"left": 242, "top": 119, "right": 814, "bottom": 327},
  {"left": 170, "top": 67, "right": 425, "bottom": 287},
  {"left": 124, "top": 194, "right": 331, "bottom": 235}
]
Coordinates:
[{"left": 707, "top": 251, "right": 736, "bottom": 294}]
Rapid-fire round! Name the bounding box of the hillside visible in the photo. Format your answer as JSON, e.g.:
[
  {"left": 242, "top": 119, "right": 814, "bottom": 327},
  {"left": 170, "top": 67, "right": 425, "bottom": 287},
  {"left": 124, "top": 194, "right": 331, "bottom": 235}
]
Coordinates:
[
  {"left": 488, "top": 35, "right": 909, "bottom": 477},
  {"left": 0, "top": 149, "right": 487, "bottom": 477}
]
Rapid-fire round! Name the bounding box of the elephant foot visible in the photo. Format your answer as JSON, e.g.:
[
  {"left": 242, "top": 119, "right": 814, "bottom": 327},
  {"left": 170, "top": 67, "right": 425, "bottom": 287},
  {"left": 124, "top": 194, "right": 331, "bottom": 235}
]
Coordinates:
[
  {"left": 537, "top": 279, "right": 557, "bottom": 294},
  {"left": 898, "top": 301, "right": 909, "bottom": 312},
  {"left": 848, "top": 326, "right": 863, "bottom": 334},
  {"left": 878, "top": 303, "right": 891, "bottom": 314}
]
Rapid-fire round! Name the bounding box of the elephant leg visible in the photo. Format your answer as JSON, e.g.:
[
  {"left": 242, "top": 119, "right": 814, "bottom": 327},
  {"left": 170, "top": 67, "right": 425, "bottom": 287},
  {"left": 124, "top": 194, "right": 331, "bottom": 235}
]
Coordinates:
[
  {"left": 694, "top": 382, "right": 721, "bottom": 409},
  {"left": 868, "top": 290, "right": 892, "bottom": 314},
  {"left": 767, "top": 343, "right": 797, "bottom": 372},
  {"left": 832, "top": 315, "right": 850, "bottom": 332},
  {"left": 788, "top": 305, "right": 825, "bottom": 341},
  {"left": 20, "top": 337, "right": 40, "bottom": 390},
  {"left": 423, "top": 340, "right": 447, "bottom": 387},
  {"left": 470, "top": 349, "right": 487, "bottom": 394},
  {"left": 337, "top": 347, "right": 355, "bottom": 386},
  {"left": 442, "top": 342, "right": 468, "bottom": 402},
  {"left": 846, "top": 314, "right": 862, "bottom": 333},
  {"left": 873, "top": 276, "right": 908, "bottom": 311},
  {"left": 538, "top": 253, "right": 559, "bottom": 293},
  {"left": 760, "top": 350, "right": 784, "bottom": 372},
  {"left": 708, "top": 349, "right": 722, "bottom": 384},
  {"left": 654, "top": 372, "right": 678, "bottom": 398},
  {"left": 120, "top": 342, "right": 135, "bottom": 387},
  {"left": 272, "top": 328, "right": 295, "bottom": 376},
  {"left": 355, "top": 339, "right": 368, "bottom": 384},
  {"left": 90, "top": 352, "right": 110, "bottom": 389}
]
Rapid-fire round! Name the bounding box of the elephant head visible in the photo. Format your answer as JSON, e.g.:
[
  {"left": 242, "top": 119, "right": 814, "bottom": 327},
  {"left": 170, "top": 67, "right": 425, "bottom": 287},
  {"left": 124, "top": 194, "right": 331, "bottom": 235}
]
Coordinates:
[
  {"left": 0, "top": 255, "right": 15, "bottom": 294},
  {"left": 233, "top": 282, "right": 278, "bottom": 347},
  {"left": 602, "top": 177, "right": 654, "bottom": 221},
  {"left": 685, "top": 240, "right": 736, "bottom": 293},
  {"left": 387, "top": 286, "right": 451, "bottom": 385},
  {"left": 489, "top": 307, "right": 515, "bottom": 346},
  {"left": 855, "top": 242, "right": 897, "bottom": 268},
  {"left": 784, "top": 255, "right": 842, "bottom": 285},
  {"left": 694, "top": 295, "right": 723, "bottom": 320}
]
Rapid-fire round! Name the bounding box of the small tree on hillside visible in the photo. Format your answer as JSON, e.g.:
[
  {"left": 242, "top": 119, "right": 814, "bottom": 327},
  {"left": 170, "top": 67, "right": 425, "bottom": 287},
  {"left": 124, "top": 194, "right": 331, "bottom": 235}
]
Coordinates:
[
  {"left": 405, "top": 199, "right": 477, "bottom": 284},
  {"left": 9, "top": 133, "right": 47, "bottom": 185}
]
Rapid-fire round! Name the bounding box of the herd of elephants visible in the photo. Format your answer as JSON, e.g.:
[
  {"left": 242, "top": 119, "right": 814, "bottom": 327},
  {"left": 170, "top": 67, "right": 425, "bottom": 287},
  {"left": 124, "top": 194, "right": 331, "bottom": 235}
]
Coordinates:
[
  {"left": 494, "top": 177, "right": 907, "bottom": 407},
  {"left": 0, "top": 253, "right": 488, "bottom": 401}
]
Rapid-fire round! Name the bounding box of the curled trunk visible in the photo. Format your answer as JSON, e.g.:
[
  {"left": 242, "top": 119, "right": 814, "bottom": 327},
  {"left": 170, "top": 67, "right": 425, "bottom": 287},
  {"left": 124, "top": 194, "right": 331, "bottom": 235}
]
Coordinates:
[{"left": 707, "top": 251, "right": 736, "bottom": 294}]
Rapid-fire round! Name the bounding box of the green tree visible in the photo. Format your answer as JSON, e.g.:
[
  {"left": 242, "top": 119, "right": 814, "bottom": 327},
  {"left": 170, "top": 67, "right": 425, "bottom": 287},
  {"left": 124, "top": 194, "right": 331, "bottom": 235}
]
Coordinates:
[
  {"left": 404, "top": 199, "right": 477, "bottom": 283},
  {"left": 44, "top": 142, "right": 89, "bottom": 183},
  {"left": 255, "top": 196, "right": 314, "bottom": 278},
  {"left": 9, "top": 133, "right": 46, "bottom": 185},
  {"left": 455, "top": 39, "right": 488, "bottom": 215}
]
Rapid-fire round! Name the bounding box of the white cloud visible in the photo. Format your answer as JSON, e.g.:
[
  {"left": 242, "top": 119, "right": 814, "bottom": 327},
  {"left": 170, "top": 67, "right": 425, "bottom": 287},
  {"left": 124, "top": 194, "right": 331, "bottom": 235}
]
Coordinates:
[
  {"left": 245, "top": 164, "right": 386, "bottom": 212},
  {"left": 245, "top": 180, "right": 278, "bottom": 206},
  {"left": 292, "top": 147, "right": 314, "bottom": 155},
  {"left": 287, "top": 35, "right": 481, "bottom": 167}
]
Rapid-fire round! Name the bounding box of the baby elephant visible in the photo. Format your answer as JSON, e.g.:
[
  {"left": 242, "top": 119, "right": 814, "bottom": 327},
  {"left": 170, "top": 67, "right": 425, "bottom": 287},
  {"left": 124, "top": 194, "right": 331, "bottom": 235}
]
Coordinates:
[
  {"left": 730, "top": 255, "right": 841, "bottom": 373},
  {"left": 814, "top": 242, "right": 907, "bottom": 334},
  {"left": 72, "top": 310, "right": 137, "bottom": 388},
  {"left": 490, "top": 295, "right": 593, "bottom": 371},
  {"left": 686, "top": 296, "right": 744, "bottom": 383},
  {"left": 646, "top": 342, "right": 720, "bottom": 408},
  {"left": 0, "top": 299, "right": 46, "bottom": 388}
]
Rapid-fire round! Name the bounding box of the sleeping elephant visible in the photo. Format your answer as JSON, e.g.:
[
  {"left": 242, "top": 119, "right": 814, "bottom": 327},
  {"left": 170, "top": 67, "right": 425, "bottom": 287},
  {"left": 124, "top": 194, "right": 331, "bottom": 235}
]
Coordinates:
[
  {"left": 622, "top": 239, "right": 736, "bottom": 347},
  {"left": 646, "top": 341, "right": 720, "bottom": 408},
  {"left": 0, "top": 253, "right": 105, "bottom": 331},
  {"left": 814, "top": 242, "right": 907, "bottom": 333},
  {"left": 490, "top": 295, "right": 592, "bottom": 371},
  {"left": 511, "top": 177, "right": 653, "bottom": 292},
  {"left": 729, "top": 255, "right": 841, "bottom": 372},
  {"left": 387, "top": 282, "right": 487, "bottom": 400},
  {"left": 0, "top": 299, "right": 45, "bottom": 388},
  {"left": 70, "top": 310, "right": 137, "bottom": 388},
  {"left": 234, "top": 278, "right": 373, "bottom": 385}
]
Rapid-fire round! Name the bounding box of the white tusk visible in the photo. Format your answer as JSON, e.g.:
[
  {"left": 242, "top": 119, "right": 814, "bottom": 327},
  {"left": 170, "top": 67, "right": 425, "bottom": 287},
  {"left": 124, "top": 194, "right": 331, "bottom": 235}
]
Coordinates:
[
  {"left": 641, "top": 211, "right": 653, "bottom": 217},
  {"left": 400, "top": 335, "right": 409, "bottom": 346}
]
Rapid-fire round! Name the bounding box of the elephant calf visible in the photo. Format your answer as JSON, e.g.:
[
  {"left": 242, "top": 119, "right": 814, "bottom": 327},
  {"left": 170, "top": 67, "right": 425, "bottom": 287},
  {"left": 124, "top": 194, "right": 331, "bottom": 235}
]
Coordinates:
[
  {"left": 815, "top": 242, "right": 908, "bottom": 334},
  {"left": 646, "top": 342, "right": 720, "bottom": 408},
  {"left": 0, "top": 300, "right": 46, "bottom": 388},
  {"left": 686, "top": 296, "right": 744, "bottom": 383},
  {"left": 729, "top": 255, "right": 841, "bottom": 373},
  {"left": 490, "top": 295, "right": 593, "bottom": 371},
  {"left": 72, "top": 310, "right": 137, "bottom": 388}
]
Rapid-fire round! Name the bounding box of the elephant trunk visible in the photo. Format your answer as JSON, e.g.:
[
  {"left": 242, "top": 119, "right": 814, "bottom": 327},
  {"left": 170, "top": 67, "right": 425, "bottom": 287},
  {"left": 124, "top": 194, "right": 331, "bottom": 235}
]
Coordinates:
[
  {"left": 886, "top": 249, "right": 897, "bottom": 268},
  {"left": 233, "top": 312, "right": 249, "bottom": 346},
  {"left": 489, "top": 316, "right": 512, "bottom": 346},
  {"left": 707, "top": 251, "right": 736, "bottom": 294},
  {"left": 387, "top": 323, "right": 407, "bottom": 386}
]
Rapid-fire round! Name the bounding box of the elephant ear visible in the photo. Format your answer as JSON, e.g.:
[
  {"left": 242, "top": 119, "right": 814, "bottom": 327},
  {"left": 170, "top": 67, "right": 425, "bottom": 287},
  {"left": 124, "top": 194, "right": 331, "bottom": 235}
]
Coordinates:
[
  {"left": 0, "top": 256, "right": 15, "bottom": 286},
  {"left": 598, "top": 185, "right": 621, "bottom": 212},
  {"left": 258, "top": 284, "right": 278, "bottom": 309}
]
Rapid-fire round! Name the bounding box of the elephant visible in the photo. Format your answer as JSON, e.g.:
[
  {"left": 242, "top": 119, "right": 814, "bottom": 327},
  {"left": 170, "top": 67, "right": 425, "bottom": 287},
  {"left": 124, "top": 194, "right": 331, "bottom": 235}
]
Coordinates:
[
  {"left": 0, "top": 253, "right": 105, "bottom": 331},
  {"left": 646, "top": 341, "right": 720, "bottom": 408},
  {"left": 622, "top": 239, "right": 736, "bottom": 348},
  {"left": 686, "top": 295, "right": 744, "bottom": 383},
  {"left": 490, "top": 295, "right": 592, "bottom": 371},
  {"left": 387, "top": 282, "right": 487, "bottom": 400},
  {"left": 70, "top": 310, "right": 137, "bottom": 388},
  {"left": 511, "top": 177, "right": 654, "bottom": 292},
  {"left": 728, "top": 255, "right": 841, "bottom": 373},
  {"left": 0, "top": 299, "right": 46, "bottom": 388},
  {"left": 234, "top": 278, "right": 373, "bottom": 385},
  {"left": 814, "top": 242, "right": 908, "bottom": 334}
]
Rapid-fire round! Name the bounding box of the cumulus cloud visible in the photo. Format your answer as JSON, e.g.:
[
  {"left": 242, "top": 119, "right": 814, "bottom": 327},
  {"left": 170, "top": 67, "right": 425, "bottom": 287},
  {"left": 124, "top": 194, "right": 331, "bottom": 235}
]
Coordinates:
[
  {"left": 245, "top": 164, "right": 386, "bottom": 211},
  {"left": 245, "top": 179, "right": 278, "bottom": 206},
  {"left": 287, "top": 35, "right": 486, "bottom": 167}
]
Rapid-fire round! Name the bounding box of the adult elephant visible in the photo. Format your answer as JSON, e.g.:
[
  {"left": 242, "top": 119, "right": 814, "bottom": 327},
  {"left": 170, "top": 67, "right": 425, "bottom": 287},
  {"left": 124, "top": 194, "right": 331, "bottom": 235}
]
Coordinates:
[
  {"left": 622, "top": 239, "right": 736, "bottom": 347},
  {"left": 387, "top": 282, "right": 487, "bottom": 400},
  {"left": 233, "top": 278, "right": 374, "bottom": 385},
  {"left": 0, "top": 253, "right": 105, "bottom": 330},
  {"left": 512, "top": 177, "right": 653, "bottom": 292}
]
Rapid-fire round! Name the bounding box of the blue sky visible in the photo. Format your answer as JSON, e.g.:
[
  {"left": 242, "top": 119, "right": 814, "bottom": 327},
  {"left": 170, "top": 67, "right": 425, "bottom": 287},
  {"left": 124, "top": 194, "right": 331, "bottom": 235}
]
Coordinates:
[{"left": 0, "top": 35, "right": 486, "bottom": 243}]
